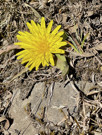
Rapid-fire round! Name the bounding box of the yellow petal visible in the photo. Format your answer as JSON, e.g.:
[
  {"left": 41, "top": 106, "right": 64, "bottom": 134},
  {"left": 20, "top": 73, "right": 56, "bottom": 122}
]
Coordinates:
[
  {"left": 51, "top": 25, "right": 61, "bottom": 35},
  {"left": 57, "top": 31, "right": 64, "bottom": 37},
  {"left": 15, "top": 42, "right": 37, "bottom": 50},
  {"left": 16, "top": 50, "right": 27, "bottom": 56},
  {"left": 29, "top": 62, "right": 36, "bottom": 71},
  {"left": 50, "top": 54, "right": 54, "bottom": 66},
  {"left": 31, "top": 20, "right": 39, "bottom": 32},
  {"left": 35, "top": 61, "right": 41, "bottom": 70},
  {"left": 25, "top": 60, "right": 33, "bottom": 67},
  {"left": 55, "top": 41, "right": 67, "bottom": 48},
  {"left": 18, "top": 31, "right": 26, "bottom": 36},
  {"left": 21, "top": 55, "right": 32, "bottom": 63},
  {"left": 26, "top": 22, "right": 34, "bottom": 34},
  {"left": 16, "top": 35, "right": 28, "bottom": 43},
  {"left": 47, "top": 20, "right": 53, "bottom": 33},
  {"left": 21, "top": 59, "right": 29, "bottom": 64},
  {"left": 17, "top": 55, "right": 24, "bottom": 60},
  {"left": 48, "top": 37, "right": 63, "bottom": 47},
  {"left": 17, "top": 51, "right": 30, "bottom": 60},
  {"left": 41, "top": 17, "right": 46, "bottom": 28},
  {"left": 51, "top": 49, "right": 65, "bottom": 54}
]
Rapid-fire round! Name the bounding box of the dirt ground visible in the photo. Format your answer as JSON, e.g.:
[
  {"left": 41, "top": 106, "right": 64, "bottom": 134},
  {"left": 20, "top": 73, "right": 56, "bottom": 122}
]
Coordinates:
[{"left": 0, "top": 0, "right": 102, "bottom": 135}]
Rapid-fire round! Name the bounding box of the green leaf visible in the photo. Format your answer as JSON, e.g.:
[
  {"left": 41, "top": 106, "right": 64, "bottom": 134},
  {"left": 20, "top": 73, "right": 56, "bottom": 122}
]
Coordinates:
[
  {"left": 55, "top": 54, "right": 69, "bottom": 79},
  {"left": 81, "top": 33, "right": 89, "bottom": 48},
  {"left": 62, "top": 31, "right": 68, "bottom": 40}
]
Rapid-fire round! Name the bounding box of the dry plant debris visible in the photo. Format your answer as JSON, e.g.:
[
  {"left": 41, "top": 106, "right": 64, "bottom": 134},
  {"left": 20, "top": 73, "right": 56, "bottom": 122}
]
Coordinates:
[{"left": 0, "top": 0, "right": 102, "bottom": 135}]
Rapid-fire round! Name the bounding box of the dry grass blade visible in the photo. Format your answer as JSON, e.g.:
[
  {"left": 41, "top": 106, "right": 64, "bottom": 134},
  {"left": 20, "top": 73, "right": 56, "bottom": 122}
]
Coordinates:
[
  {"left": 0, "top": 44, "right": 20, "bottom": 56},
  {"left": 3, "top": 68, "right": 28, "bottom": 85},
  {"left": 23, "top": 3, "right": 41, "bottom": 20},
  {"left": 67, "top": 51, "right": 96, "bottom": 57}
]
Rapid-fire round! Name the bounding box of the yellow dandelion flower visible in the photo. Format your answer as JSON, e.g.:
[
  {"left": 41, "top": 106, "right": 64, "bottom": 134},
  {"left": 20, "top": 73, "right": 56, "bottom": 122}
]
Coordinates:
[{"left": 15, "top": 17, "right": 67, "bottom": 71}]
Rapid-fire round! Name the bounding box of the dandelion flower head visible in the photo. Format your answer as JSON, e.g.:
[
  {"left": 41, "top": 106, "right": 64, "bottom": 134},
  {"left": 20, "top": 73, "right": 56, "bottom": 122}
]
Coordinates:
[{"left": 15, "top": 17, "right": 67, "bottom": 71}]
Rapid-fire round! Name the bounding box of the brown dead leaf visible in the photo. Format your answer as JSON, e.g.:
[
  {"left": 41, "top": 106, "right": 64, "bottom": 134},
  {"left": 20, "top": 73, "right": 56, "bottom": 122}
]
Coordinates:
[
  {"left": 4, "top": 119, "right": 10, "bottom": 130},
  {"left": 68, "top": 24, "right": 78, "bottom": 33},
  {"left": 0, "top": 116, "right": 10, "bottom": 130},
  {"left": 0, "top": 116, "right": 6, "bottom": 122},
  {"left": 93, "top": 42, "right": 102, "bottom": 51}
]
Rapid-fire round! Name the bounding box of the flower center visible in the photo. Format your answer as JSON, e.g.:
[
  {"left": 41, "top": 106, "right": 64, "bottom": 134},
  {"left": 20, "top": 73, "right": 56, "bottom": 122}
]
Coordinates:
[{"left": 38, "top": 40, "right": 50, "bottom": 54}]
